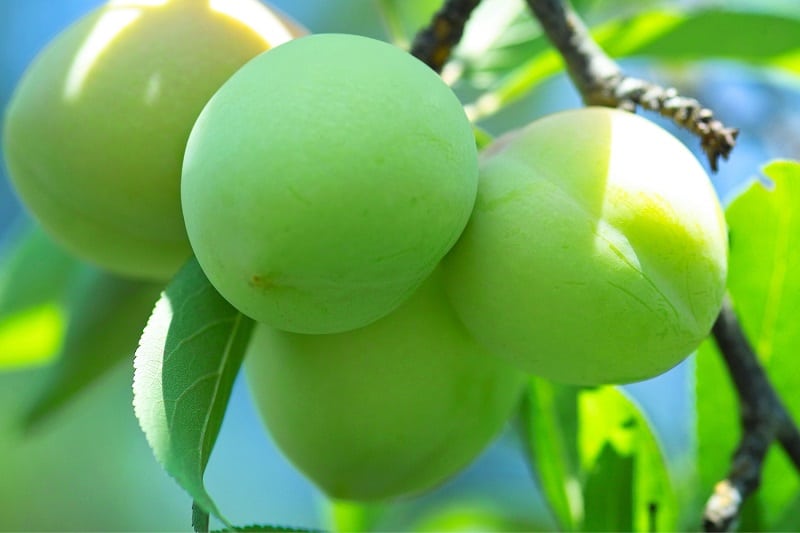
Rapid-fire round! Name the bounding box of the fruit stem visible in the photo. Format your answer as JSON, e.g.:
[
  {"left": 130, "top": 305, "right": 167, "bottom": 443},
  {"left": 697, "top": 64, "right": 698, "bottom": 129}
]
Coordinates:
[
  {"left": 703, "top": 295, "right": 800, "bottom": 531},
  {"left": 524, "top": 0, "right": 738, "bottom": 171}
]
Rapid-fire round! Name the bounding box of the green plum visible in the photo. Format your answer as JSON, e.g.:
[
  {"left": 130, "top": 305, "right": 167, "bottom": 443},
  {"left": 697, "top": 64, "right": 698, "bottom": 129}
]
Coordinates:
[
  {"left": 244, "top": 269, "right": 525, "bottom": 501},
  {"left": 443, "top": 107, "right": 728, "bottom": 385},
  {"left": 3, "top": 0, "right": 305, "bottom": 280},
  {"left": 181, "top": 33, "right": 478, "bottom": 334}
]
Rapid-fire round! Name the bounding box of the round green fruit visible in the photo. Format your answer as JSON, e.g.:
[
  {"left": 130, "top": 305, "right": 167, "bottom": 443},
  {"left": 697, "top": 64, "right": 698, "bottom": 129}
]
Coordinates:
[
  {"left": 181, "top": 33, "right": 478, "bottom": 334},
  {"left": 3, "top": 0, "right": 304, "bottom": 280},
  {"left": 244, "top": 269, "right": 525, "bottom": 501},
  {"left": 443, "top": 107, "right": 728, "bottom": 385}
]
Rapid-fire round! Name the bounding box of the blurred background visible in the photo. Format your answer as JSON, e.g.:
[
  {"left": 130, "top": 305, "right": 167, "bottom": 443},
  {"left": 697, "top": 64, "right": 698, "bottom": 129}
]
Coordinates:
[{"left": 0, "top": 0, "right": 798, "bottom": 530}]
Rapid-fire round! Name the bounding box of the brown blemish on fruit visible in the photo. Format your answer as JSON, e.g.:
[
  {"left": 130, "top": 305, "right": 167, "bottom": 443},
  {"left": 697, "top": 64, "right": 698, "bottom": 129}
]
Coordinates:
[{"left": 249, "top": 274, "right": 276, "bottom": 290}]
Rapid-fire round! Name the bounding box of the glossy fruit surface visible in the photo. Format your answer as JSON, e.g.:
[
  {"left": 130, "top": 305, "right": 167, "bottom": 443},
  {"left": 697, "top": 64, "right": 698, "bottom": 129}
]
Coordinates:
[
  {"left": 443, "top": 107, "right": 728, "bottom": 385},
  {"left": 182, "top": 33, "right": 478, "bottom": 334},
  {"left": 3, "top": 0, "right": 303, "bottom": 280},
  {"left": 244, "top": 269, "right": 525, "bottom": 501}
]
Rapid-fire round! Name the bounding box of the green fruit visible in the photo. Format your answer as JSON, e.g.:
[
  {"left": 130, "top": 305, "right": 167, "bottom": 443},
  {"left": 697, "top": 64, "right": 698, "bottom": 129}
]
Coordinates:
[
  {"left": 244, "top": 269, "right": 525, "bottom": 501},
  {"left": 443, "top": 107, "right": 728, "bottom": 385},
  {"left": 3, "top": 0, "right": 304, "bottom": 280},
  {"left": 181, "top": 33, "right": 478, "bottom": 334}
]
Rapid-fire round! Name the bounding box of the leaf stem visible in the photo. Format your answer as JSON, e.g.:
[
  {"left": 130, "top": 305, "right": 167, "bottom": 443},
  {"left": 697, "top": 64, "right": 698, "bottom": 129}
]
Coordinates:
[{"left": 193, "top": 501, "right": 210, "bottom": 533}]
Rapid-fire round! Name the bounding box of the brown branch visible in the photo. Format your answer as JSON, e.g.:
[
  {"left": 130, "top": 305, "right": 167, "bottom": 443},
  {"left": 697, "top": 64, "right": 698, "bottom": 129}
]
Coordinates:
[
  {"left": 410, "top": 0, "right": 482, "bottom": 73},
  {"left": 704, "top": 296, "right": 800, "bottom": 531},
  {"left": 525, "top": 0, "right": 738, "bottom": 171}
]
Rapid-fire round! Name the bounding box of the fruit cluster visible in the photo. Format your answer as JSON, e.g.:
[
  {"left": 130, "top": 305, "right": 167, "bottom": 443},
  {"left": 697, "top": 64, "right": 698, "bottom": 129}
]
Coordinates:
[{"left": 3, "top": 0, "right": 728, "bottom": 502}]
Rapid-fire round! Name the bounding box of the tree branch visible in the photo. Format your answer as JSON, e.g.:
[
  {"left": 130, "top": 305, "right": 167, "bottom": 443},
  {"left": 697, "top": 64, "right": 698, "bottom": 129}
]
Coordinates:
[
  {"left": 704, "top": 296, "right": 800, "bottom": 531},
  {"left": 410, "top": 0, "right": 482, "bottom": 73},
  {"left": 525, "top": 0, "right": 738, "bottom": 171}
]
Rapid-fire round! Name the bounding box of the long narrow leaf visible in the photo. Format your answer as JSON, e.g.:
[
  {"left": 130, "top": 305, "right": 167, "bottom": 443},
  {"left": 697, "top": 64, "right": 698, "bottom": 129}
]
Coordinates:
[
  {"left": 0, "top": 224, "right": 79, "bottom": 369},
  {"left": 24, "top": 269, "right": 162, "bottom": 429},
  {"left": 521, "top": 378, "right": 582, "bottom": 530}
]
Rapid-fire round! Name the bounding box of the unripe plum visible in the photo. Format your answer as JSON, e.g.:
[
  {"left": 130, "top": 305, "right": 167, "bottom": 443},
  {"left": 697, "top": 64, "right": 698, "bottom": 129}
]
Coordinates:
[
  {"left": 3, "top": 0, "right": 304, "bottom": 280},
  {"left": 181, "top": 33, "right": 478, "bottom": 334},
  {"left": 244, "top": 269, "right": 525, "bottom": 501},
  {"left": 443, "top": 107, "right": 728, "bottom": 385}
]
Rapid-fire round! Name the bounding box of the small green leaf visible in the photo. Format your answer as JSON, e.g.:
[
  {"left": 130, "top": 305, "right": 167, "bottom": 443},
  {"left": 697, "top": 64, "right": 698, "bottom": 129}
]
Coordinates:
[
  {"left": 23, "top": 269, "right": 162, "bottom": 429},
  {"left": 133, "top": 257, "right": 255, "bottom": 525},
  {"left": 522, "top": 382, "right": 677, "bottom": 531},
  {"left": 698, "top": 160, "right": 800, "bottom": 527}
]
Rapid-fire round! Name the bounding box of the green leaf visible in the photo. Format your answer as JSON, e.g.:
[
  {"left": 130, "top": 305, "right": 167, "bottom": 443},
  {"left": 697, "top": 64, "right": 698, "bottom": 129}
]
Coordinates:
[
  {"left": 694, "top": 338, "right": 738, "bottom": 518},
  {"left": 473, "top": 125, "right": 494, "bottom": 150},
  {"left": 772, "top": 493, "right": 800, "bottom": 531},
  {"left": 697, "top": 160, "right": 800, "bottom": 527},
  {"left": 521, "top": 378, "right": 581, "bottom": 530},
  {"left": 607, "top": 10, "right": 800, "bottom": 66},
  {"left": 0, "top": 224, "right": 79, "bottom": 369},
  {"left": 133, "top": 257, "right": 255, "bottom": 525},
  {"left": 582, "top": 442, "right": 634, "bottom": 531},
  {"left": 23, "top": 269, "right": 162, "bottom": 429},
  {"left": 579, "top": 387, "right": 677, "bottom": 531},
  {"left": 0, "top": 224, "right": 78, "bottom": 320},
  {"left": 521, "top": 382, "right": 677, "bottom": 531},
  {"left": 464, "top": 9, "right": 800, "bottom": 122}
]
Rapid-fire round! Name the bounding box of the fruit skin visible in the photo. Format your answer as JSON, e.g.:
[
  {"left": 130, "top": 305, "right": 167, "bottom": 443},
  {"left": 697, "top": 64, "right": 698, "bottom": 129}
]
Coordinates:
[
  {"left": 3, "top": 0, "right": 303, "bottom": 280},
  {"left": 244, "top": 269, "right": 525, "bottom": 501},
  {"left": 443, "top": 107, "right": 728, "bottom": 385},
  {"left": 182, "top": 33, "right": 478, "bottom": 334}
]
